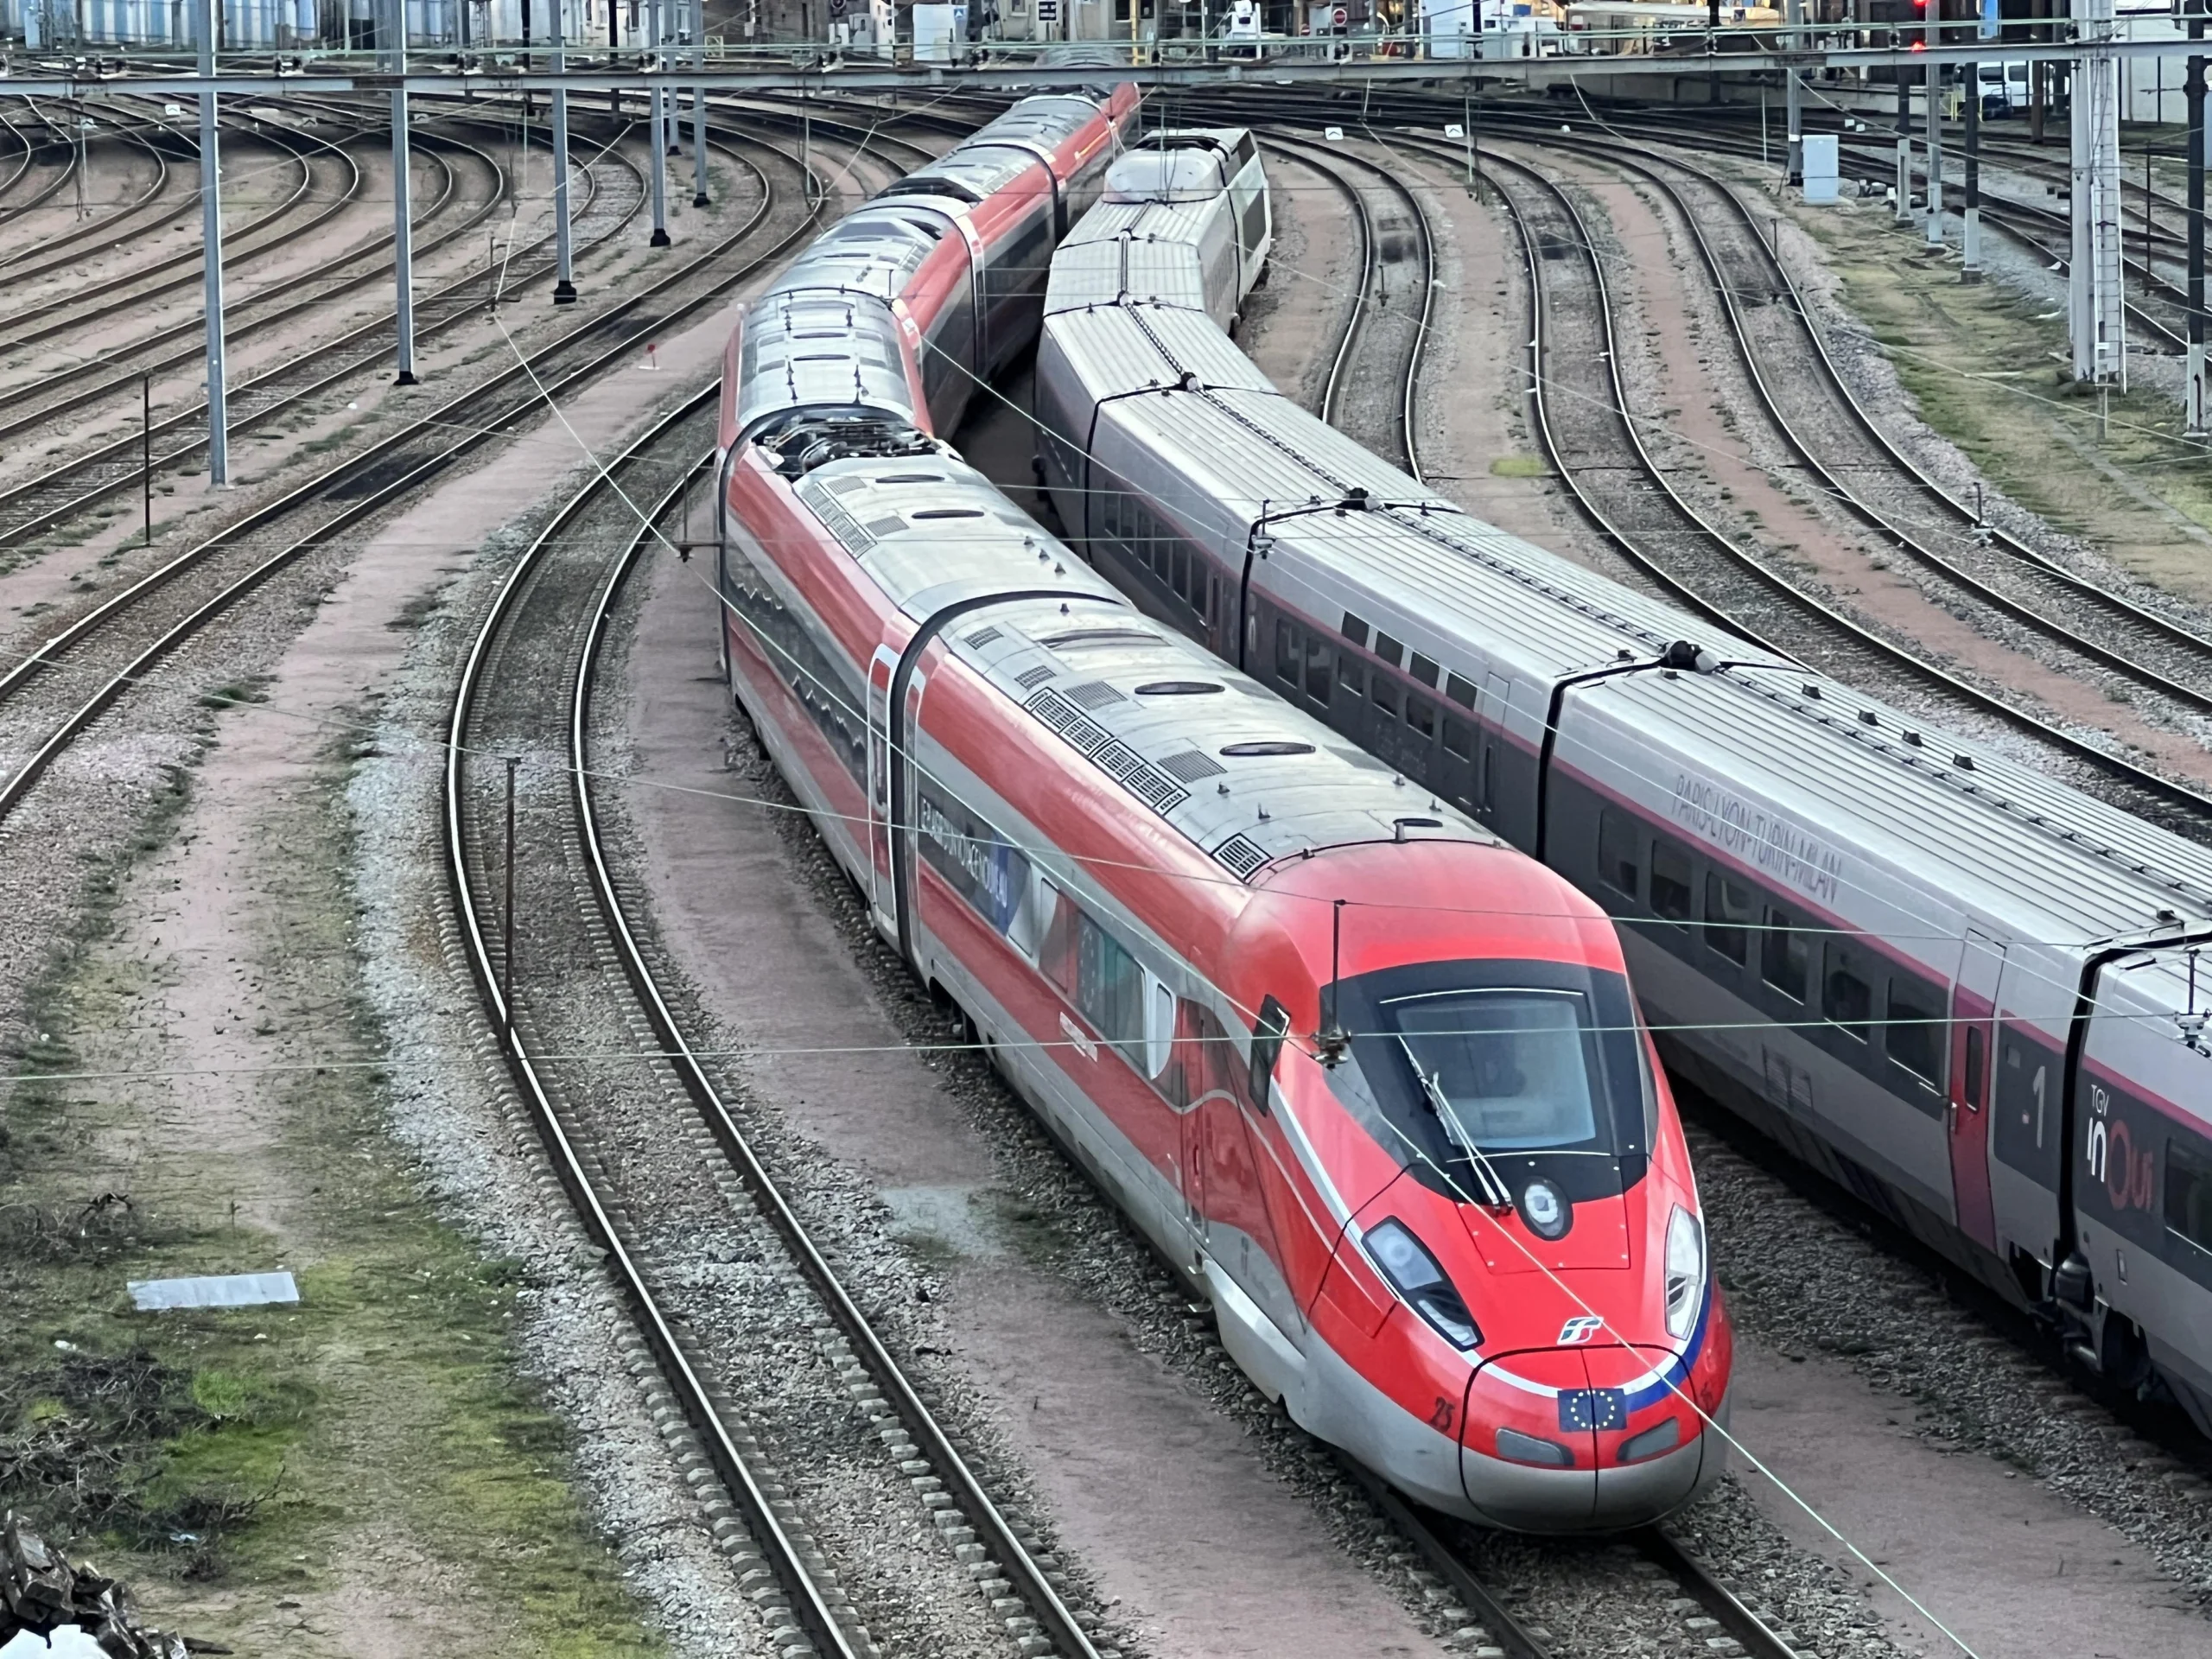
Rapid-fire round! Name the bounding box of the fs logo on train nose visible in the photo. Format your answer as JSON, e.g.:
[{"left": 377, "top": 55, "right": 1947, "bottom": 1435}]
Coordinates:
[{"left": 1558, "top": 1315, "right": 1605, "bottom": 1345}]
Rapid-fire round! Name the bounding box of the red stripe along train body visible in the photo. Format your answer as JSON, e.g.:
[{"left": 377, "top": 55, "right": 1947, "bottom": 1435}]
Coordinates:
[{"left": 712, "top": 92, "right": 1732, "bottom": 1532}]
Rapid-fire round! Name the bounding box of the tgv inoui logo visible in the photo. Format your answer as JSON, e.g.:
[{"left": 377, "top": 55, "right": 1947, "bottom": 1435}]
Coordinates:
[{"left": 1558, "top": 1315, "right": 1605, "bottom": 1346}]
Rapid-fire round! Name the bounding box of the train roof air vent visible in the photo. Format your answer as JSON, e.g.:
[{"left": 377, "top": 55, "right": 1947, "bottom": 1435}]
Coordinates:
[
  {"left": 1015, "top": 664, "right": 1058, "bottom": 690},
  {"left": 1135, "top": 680, "right": 1223, "bottom": 696},
  {"left": 1158, "top": 749, "right": 1229, "bottom": 783},
  {"left": 965, "top": 626, "right": 1003, "bottom": 650},
  {"left": 1064, "top": 680, "right": 1128, "bottom": 710},
  {"left": 1212, "top": 834, "right": 1270, "bottom": 880},
  {"left": 1221, "top": 741, "right": 1316, "bottom": 758}
]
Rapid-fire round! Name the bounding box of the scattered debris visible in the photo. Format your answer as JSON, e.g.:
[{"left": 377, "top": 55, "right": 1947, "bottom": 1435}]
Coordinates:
[
  {"left": 125, "top": 1274, "right": 298, "bottom": 1313},
  {"left": 1, "top": 1511, "right": 214, "bottom": 1657}
]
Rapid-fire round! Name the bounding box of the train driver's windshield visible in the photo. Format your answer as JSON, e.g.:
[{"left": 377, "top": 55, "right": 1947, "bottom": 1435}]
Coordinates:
[
  {"left": 1388, "top": 989, "right": 1602, "bottom": 1155},
  {"left": 1338, "top": 959, "right": 1650, "bottom": 1203}
]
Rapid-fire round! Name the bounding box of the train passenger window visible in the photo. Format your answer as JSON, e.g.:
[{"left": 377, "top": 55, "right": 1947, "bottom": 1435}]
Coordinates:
[
  {"left": 1964, "top": 1027, "right": 1986, "bottom": 1110},
  {"left": 1407, "top": 696, "right": 1438, "bottom": 743},
  {"left": 1650, "top": 839, "right": 1693, "bottom": 923},
  {"left": 2165, "top": 1138, "right": 2212, "bottom": 1255},
  {"left": 1705, "top": 874, "right": 1756, "bottom": 965},
  {"left": 1342, "top": 613, "right": 1371, "bottom": 648},
  {"left": 1171, "top": 545, "right": 1188, "bottom": 598},
  {"left": 1444, "top": 716, "right": 1473, "bottom": 760},
  {"left": 1336, "top": 660, "right": 1364, "bottom": 705},
  {"left": 1039, "top": 883, "right": 1075, "bottom": 993},
  {"left": 1370, "top": 673, "right": 1402, "bottom": 719},
  {"left": 1597, "top": 810, "right": 1640, "bottom": 900},
  {"left": 1761, "top": 905, "right": 1809, "bottom": 1002},
  {"left": 1824, "top": 944, "right": 1874, "bottom": 1043},
  {"left": 1446, "top": 672, "right": 1478, "bottom": 709},
  {"left": 1304, "top": 637, "right": 1333, "bottom": 705},
  {"left": 1076, "top": 910, "right": 1146, "bottom": 1063},
  {"left": 1885, "top": 973, "right": 1946, "bottom": 1086},
  {"left": 1374, "top": 632, "right": 1406, "bottom": 668},
  {"left": 1275, "top": 620, "right": 1300, "bottom": 688},
  {"left": 1410, "top": 652, "right": 1440, "bottom": 689}
]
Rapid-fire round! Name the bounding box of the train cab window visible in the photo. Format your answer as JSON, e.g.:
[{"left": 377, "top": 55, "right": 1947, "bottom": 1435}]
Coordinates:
[
  {"left": 1823, "top": 943, "right": 1874, "bottom": 1043},
  {"left": 1446, "top": 672, "right": 1478, "bottom": 709},
  {"left": 1406, "top": 696, "right": 1438, "bottom": 744},
  {"left": 1444, "top": 716, "right": 1474, "bottom": 760},
  {"left": 2165, "top": 1138, "right": 2212, "bottom": 1255},
  {"left": 1885, "top": 972, "right": 1946, "bottom": 1087},
  {"left": 1761, "top": 904, "right": 1809, "bottom": 1002},
  {"left": 1649, "top": 839, "right": 1693, "bottom": 923},
  {"left": 1374, "top": 632, "right": 1406, "bottom": 668},
  {"left": 1342, "top": 613, "right": 1371, "bottom": 648},
  {"left": 1705, "top": 873, "right": 1755, "bottom": 965},
  {"left": 1304, "top": 637, "right": 1333, "bottom": 705},
  {"left": 1410, "top": 653, "right": 1440, "bottom": 689},
  {"left": 1597, "top": 810, "right": 1640, "bottom": 900},
  {"left": 1275, "top": 620, "right": 1300, "bottom": 689}
]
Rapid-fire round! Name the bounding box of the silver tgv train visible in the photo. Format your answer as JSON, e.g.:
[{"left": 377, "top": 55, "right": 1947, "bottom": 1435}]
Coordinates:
[{"left": 1030, "top": 130, "right": 2212, "bottom": 1436}]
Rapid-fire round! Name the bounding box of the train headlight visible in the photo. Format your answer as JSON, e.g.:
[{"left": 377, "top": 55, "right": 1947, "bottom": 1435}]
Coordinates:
[
  {"left": 1363, "top": 1218, "right": 1482, "bottom": 1351},
  {"left": 1664, "top": 1206, "right": 1705, "bottom": 1341}
]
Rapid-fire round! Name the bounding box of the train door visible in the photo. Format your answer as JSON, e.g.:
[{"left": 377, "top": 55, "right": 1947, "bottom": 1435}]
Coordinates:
[
  {"left": 1474, "top": 672, "right": 1512, "bottom": 826},
  {"left": 866, "top": 646, "right": 899, "bottom": 939},
  {"left": 1948, "top": 931, "right": 2005, "bottom": 1250}
]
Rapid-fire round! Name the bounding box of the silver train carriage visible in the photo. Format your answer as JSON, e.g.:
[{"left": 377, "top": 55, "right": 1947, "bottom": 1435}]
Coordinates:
[
  {"left": 1046, "top": 127, "right": 1274, "bottom": 334},
  {"left": 1031, "top": 160, "right": 2212, "bottom": 1434}
]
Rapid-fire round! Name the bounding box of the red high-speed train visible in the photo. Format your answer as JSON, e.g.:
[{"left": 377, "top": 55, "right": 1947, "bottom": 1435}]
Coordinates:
[{"left": 711, "top": 92, "right": 1731, "bottom": 1530}]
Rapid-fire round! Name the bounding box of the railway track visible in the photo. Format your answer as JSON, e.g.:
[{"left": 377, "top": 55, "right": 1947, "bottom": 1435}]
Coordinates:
[
  {"left": 0, "top": 123, "right": 639, "bottom": 549},
  {"left": 1343, "top": 1456, "right": 1799, "bottom": 1659},
  {"left": 1552, "top": 134, "right": 2212, "bottom": 707},
  {"left": 0, "top": 105, "right": 195, "bottom": 282},
  {"left": 442, "top": 386, "right": 1103, "bottom": 1659},
  {"left": 1256, "top": 128, "right": 1436, "bottom": 481},
  {"left": 0, "top": 118, "right": 516, "bottom": 449},
  {"left": 0, "top": 120, "right": 828, "bottom": 831},
  {"left": 0, "top": 99, "right": 87, "bottom": 225},
  {"left": 0, "top": 110, "right": 364, "bottom": 358},
  {"left": 1477, "top": 141, "right": 2212, "bottom": 832}
]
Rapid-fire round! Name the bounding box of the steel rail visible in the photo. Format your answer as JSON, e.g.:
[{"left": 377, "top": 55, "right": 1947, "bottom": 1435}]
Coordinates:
[
  {"left": 0, "top": 123, "right": 516, "bottom": 448},
  {"left": 0, "top": 99, "right": 86, "bottom": 224},
  {"left": 565, "top": 416, "right": 1107, "bottom": 1659},
  {"left": 1632, "top": 1527, "right": 1801, "bottom": 1659},
  {"left": 445, "top": 398, "right": 869, "bottom": 1659},
  {"left": 1392, "top": 127, "right": 2212, "bottom": 720},
  {"left": 1508, "top": 118, "right": 2212, "bottom": 658},
  {"left": 1286, "top": 137, "right": 1376, "bottom": 434},
  {"left": 0, "top": 105, "right": 189, "bottom": 280},
  {"left": 1482, "top": 144, "right": 2212, "bottom": 820},
  {"left": 0, "top": 125, "right": 813, "bottom": 823},
  {"left": 1260, "top": 128, "right": 1436, "bottom": 482},
  {"left": 1334, "top": 1457, "right": 1556, "bottom": 1659},
  {"left": 0, "top": 111, "right": 353, "bottom": 355},
  {"left": 0, "top": 131, "right": 639, "bottom": 546}
]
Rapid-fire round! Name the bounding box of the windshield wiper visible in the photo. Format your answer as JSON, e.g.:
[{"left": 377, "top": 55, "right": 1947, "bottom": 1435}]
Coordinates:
[{"left": 1419, "top": 1069, "right": 1515, "bottom": 1209}]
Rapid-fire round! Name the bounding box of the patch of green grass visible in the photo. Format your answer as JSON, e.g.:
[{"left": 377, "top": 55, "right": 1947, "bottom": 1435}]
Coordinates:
[
  {"left": 1488, "top": 454, "right": 1548, "bottom": 478},
  {"left": 0, "top": 716, "right": 663, "bottom": 1655}
]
